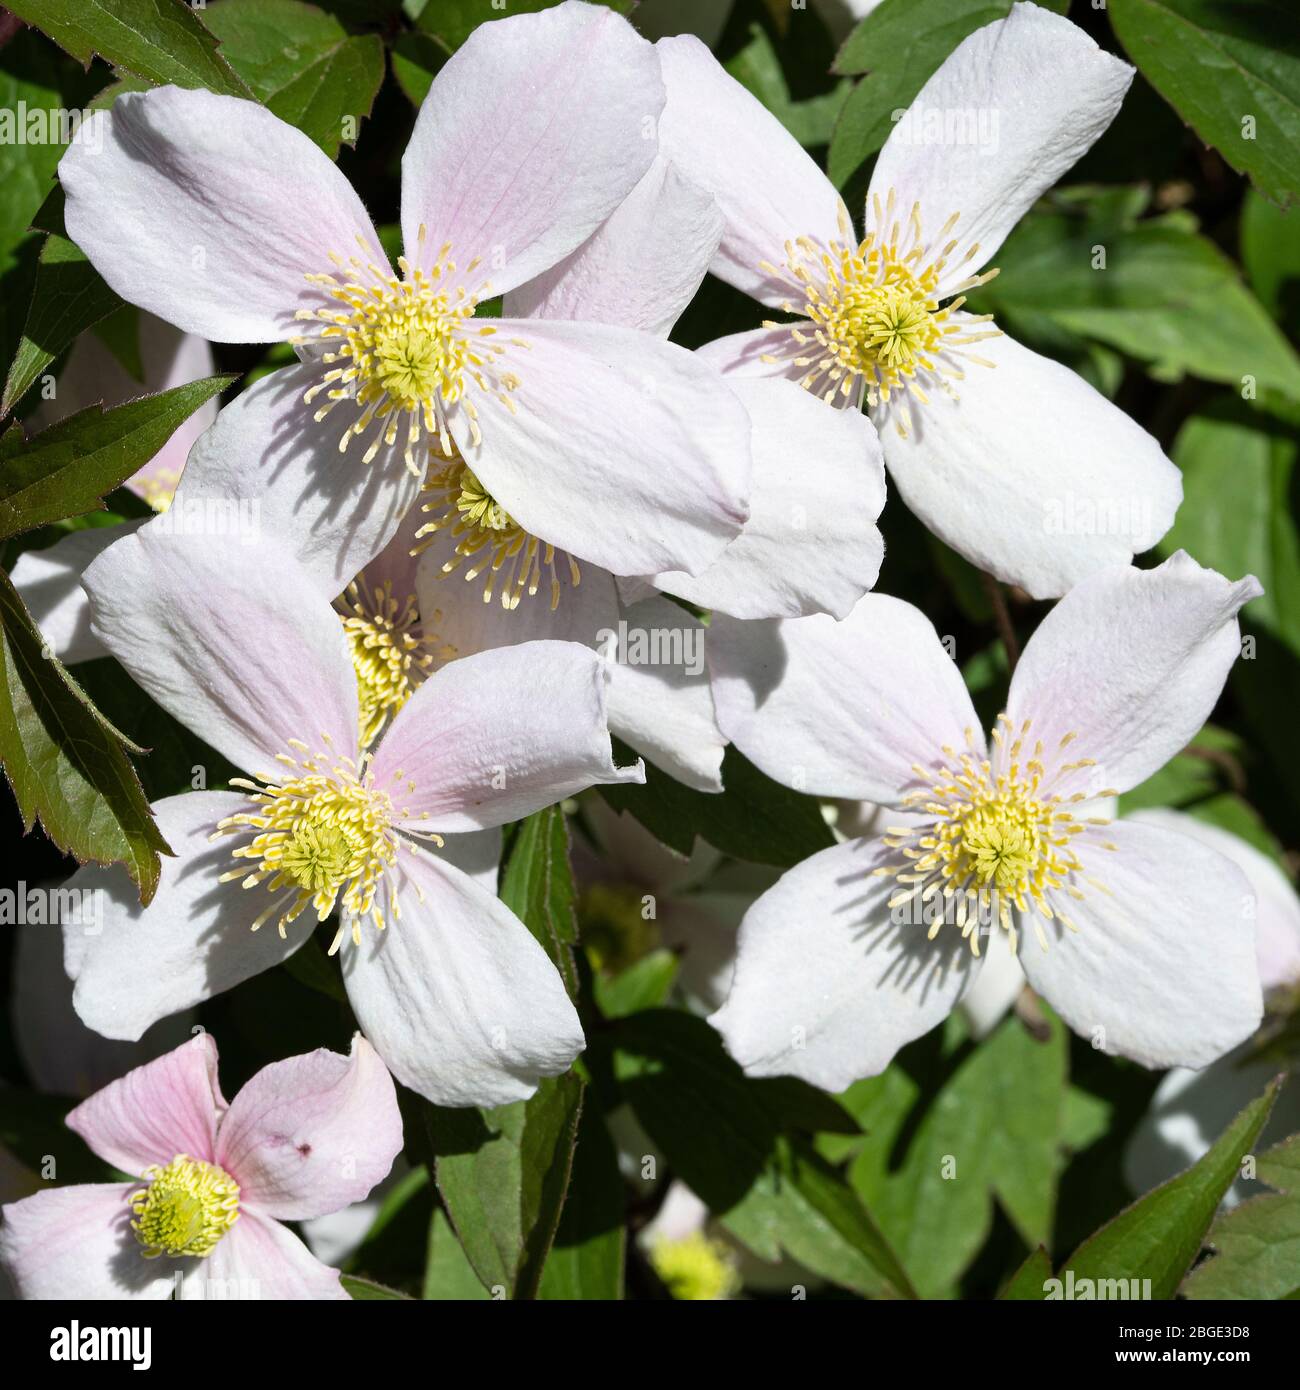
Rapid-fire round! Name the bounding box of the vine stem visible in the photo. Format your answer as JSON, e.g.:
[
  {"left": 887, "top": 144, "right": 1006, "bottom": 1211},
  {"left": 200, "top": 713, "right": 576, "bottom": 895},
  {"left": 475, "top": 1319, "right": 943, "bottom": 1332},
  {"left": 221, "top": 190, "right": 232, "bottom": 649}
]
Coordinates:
[{"left": 980, "top": 571, "right": 1020, "bottom": 673}]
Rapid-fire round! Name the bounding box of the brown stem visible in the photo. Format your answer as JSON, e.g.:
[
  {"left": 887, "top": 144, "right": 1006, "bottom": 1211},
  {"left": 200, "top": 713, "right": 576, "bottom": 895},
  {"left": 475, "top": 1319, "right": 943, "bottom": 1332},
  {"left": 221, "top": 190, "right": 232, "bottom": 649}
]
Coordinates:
[{"left": 980, "top": 571, "right": 1020, "bottom": 672}]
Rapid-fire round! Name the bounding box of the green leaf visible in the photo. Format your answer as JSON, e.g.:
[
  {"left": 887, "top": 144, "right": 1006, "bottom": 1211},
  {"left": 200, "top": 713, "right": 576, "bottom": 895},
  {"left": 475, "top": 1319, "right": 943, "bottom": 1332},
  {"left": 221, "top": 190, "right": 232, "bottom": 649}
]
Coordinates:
[
  {"left": 1060, "top": 1075, "right": 1281, "bottom": 1300},
  {"left": 1119, "top": 723, "right": 1246, "bottom": 815},
  {"left": 0, "top": 570, "right": 169, "bottom": 903},
  {"left": 724, "top": 18, "right": 850, "bottom": 149},
  {"left": 1184, "top": 1133, "right": 1300, "bottom": 1299},
  {"left": 424, "top": 1207, "right": 491, "bottom": 1300},
  {"left": 593, "top": 947, "right": 678, "bottom": 1020},
  {"left": 416, "top": 0, "right": 632, "bottom": 54},
  {"left": 2, "top": 233, "right": 123, "bottom": 417},
  {"left": 828, "top": 0, "right": 1067, "bottom": 188},
  {"left": 999, "top": 1246, "right": 1053, "bottom": 1299},
  {"left": 538, "top": 1105, "right": 626, "bottom": 1300},
  {"left": 339, "top": 1274, "right": 413, "bottom": 1300},
  {"left": 850, "top": 1012, "right": 1067, "bottom": 1296},
  {"left": 425, "top": 1072, "right": 584, "bottom": 1299},
  {"left": 201, "top": 0, "right": 384, "bottom": 157},
  {"left": 599, "top": 742, "right": 835, "bottom": 868},
  {"left": 1109, "top": 0, "right": 1300, "bottom": 208},
  {"left": 499, "top": 804, "right": 579, "bottom": 996},
  {"left": 610, "top": 1009, "right": 915, "bottom": 1298},
  {"left": 5, "top": 0, "right": 251, "bottom": 97},
  {"left": 972, "top": 199, "right": 1300, "bottom": 403},
  {"left": 0, "top": 374, "right": 231, "bottom": 538},
  {"left": 1241, "top": 189, "right": 1300, "bottom": 333}
]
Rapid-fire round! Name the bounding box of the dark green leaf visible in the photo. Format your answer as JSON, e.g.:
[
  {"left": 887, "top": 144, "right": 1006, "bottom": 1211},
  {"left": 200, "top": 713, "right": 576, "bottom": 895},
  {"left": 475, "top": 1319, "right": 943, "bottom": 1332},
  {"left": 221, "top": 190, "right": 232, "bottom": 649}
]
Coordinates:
[
  {"left": 424, "top": 1207, "right": 491, "bottom": 1300},
  {"left": 999, "top": 1246, "right": 1053, "bottom": 1299},
  {"left": 339, "top": 1274, "right": 413, "bottom": 1299},
  {"left": 538, "top": 1104, "right": 626, "bottom": 1300},
  {"left": 499, "top": 804, "right": 579, "bottom": 996}
]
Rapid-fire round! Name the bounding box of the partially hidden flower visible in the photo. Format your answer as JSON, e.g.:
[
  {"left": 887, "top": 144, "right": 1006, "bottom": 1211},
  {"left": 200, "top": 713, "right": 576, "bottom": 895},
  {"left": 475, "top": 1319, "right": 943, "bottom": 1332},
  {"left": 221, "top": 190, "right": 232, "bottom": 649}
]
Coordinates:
[
  {"left": 57, "top": 1, "right": 752, "bottom": 611},
  {"left": 706, "top": 553, "right": 1265, "bottom": 1088},
  {"left": 0, "top": 1032, "right": 402, "bottom": 1300},
  {"left": 653, "top": 3, "right": 1182, "bottom": 597},
  {"left": 63, "top": 527, "right": 643, "bottom": 1107}
]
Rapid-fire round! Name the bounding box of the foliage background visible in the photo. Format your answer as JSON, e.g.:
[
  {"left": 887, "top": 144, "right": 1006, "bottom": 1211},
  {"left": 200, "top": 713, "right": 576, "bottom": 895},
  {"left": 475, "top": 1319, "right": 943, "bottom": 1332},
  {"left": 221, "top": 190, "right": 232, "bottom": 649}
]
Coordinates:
[{"left": 0, "top": 0, "right": 1297, "bottom": 1300}]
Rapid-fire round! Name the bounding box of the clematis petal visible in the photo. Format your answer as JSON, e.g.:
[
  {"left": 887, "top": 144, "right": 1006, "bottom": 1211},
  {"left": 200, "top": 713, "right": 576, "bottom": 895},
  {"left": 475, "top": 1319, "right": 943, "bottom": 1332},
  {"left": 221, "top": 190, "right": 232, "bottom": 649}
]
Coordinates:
[
  {"left": 1025, "top": 818, "right": 1262, "bottom": 1069},
  {"left": 10, "top": 522, "right": 142, "bottom": 664},
  {"left": 456, "top": 317, "right": 751, "bottom": 578},
  {"left": 1129, "top": 809, "right": 1300, "bottom": 994},
  {"left": 0, "top": 1185, "right": 176, "bottom": 1300},
  {"left": 879, "top": 326, "right": 1181, "bottom": 598},
  {"left": 604, "top": 594, "right": 725, "bottom": 793},
  {"left": 341, "top": 849, "right": 584, "bottom": 1108},
  {"left": 869, "top": 3, "right": 1132, "bottom": 293},
  {"left": 62, "top": 792, "right": 305, "bottom": 1042},
  {"left": 66, "top": 1033, "right": 224, "bottom": 1174},
  {"left": 1006, "top": 553, "right": 1262, "bottom": 798},
  {"left": 656, "top": 34, "right": 843, "bottom": 304},
  {"left": 82, "top": 529, "right": 360, "bottom": 776},
  {"left": 170, "top": 364, "right": 423, "bottom": 599},
  {"left": 697, "top": 326, "right": 812, "bottom": 383},
  {"left": 708, "top": 593, "right": 981, "bottom": 802},
  {"left": 370, "top": 640, "right": 642, "bottom": 833},
  {"left": 709, "top": 837, "right": 979, "bottom": 1090},
  {"left": 215, "top": 1037, "right": 402, "bottom": 1221},
  {"left": 653, "top": 378, "right": 886, "bottom": 619},
  {"left": 401, "top": 0, "right": 662, "bottom": 297},
  {"left": 60, "top": 87, "right": 385, "bottom": 343},
  {"left": 182, "top": 1210, "right": 346, "bottom": 1300},
  {"left": 503, "top": 157, "right": 723, "bottom": 338}
]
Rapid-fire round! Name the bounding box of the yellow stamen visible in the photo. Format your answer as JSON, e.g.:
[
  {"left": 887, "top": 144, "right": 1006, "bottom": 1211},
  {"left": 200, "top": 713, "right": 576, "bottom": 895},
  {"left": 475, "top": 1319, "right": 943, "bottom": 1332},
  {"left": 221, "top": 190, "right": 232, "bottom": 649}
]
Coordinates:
[
  {"left": 129, "top": 1155, "right": 239, "bottom": 1259},
  {"left": 337, "top": 579, "right": 440, "bottom": 747},
  {"left": 649, "top": 1232, "right": 741, "bottom": 1301}
]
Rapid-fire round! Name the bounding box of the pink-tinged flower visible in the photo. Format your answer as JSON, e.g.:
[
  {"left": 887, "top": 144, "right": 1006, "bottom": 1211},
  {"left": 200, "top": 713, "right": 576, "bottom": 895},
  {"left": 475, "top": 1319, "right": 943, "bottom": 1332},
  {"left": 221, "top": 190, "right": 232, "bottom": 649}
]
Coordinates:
[
  {"left": 705, "top": 554, "right": 1265, "bottom": 1088},
  {"left": 0, "top": 1033, "right": 401, "bottom": 1300},
  {"left": 653, "top": 3, "right": 1182, "bottom": 598},
  {"left": 62, "top": 527, "right": 642, "bottom": 1107},
  {"left": 11, "top": 315, "right": 215, "bottom": 663},
  {"left": 57, "top": 1, "right": 752, "bottom": 604}
]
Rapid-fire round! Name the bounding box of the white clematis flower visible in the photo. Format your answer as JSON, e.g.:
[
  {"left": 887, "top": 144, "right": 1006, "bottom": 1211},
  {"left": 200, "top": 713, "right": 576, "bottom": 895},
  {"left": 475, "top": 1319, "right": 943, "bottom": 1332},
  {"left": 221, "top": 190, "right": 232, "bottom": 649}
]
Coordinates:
[
  {"left": 59, "top": 527, "right": 644, "bottom": 1108},
  {"left": 654, "top": 3, "right": 1182, "bottom": 598},
  {"left": 57, "top": 1, "right": 752, "bottom": 604},
  {"left": 705, "top": 553, "right": 1265, "bottom": 1089}
]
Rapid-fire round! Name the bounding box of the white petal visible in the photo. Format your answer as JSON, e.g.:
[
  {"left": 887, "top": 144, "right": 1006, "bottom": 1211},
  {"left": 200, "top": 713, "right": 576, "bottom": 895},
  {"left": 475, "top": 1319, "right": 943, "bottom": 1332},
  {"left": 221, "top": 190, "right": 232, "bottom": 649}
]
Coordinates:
[
  {"left": 171, "top": 364, "right": 424, "bottom": 600},
  {"left": 182, "top": 1211, "right": 346, "bottom": 1300},
  {"left": 82, "top": 528, "right": 360, "bottom": 776},
  {"left": 654, "top": 378, "right": 886, "bottom": 619},
  {"left": 401, "top": 0, "right": 662, "bottom": 297},
  {"left": 604, "top": 594, "right": 725, "bottom": 792},
  {"left": 1128, "top": 809, "right": 1300, "bottom": 993},
  {"left": 9, "top": 522, "right": 142, "bottom": 664},
  {"left": 60, "top": 88, "right": 384, "bottom": 342},
  {"left": 656, "top": 35, "right": 843, "bottom": 304},
  {"left": 1006, "top": 552, "right": 1262, "bottom": 798},
  {"left": 62, "top": 793, "right": 305, "bottom": 1041},
  {"left": 958, "top": 919, "right": 1027, "bottom": 1039},
  {"left": 1023, "top": 819, "right": 1263, "bottom": 1069},
  {"left": 709, "top": 837, "right": 979, "bottom": 1090},
  {"left": 504, "top": 157, "right": 722, "bottom": 338},
  {"left": 342, "top": 849, "right": 584, "bottom": 1107},
  {"left": 879, "top": 327, "right": 1181, "bottom": 599},
  {"left": 869, "top": 3, "right": 1132, "bottom": 291},
  {"left": 708, "top": 593, "right": 981, "bottom": 802}
]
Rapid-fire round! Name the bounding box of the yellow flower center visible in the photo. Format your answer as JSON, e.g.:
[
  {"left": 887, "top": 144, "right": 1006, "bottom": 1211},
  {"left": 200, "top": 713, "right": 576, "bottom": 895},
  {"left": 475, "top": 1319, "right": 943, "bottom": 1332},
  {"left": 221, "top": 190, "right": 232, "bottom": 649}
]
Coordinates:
[
  {"left": 135, "top": 466, "right": 181, "bottom": 513},
  {"left": 413, "top": 453, "right": 580, "bottom": 610},
  {"left": 759, "top": 190, "right": 1001, "bottom": 434},
  {"left": 580, "top": 883, "right": 660, "bottom": 974},
  {"left": 650, "top": 1232, "right": 741, "bottom": 1301},
  {"left": 876, "top": 714, "right": 1119, "bottom": 955},
  {"left": 213, "top": 740, "right": 439, "bottom": 949},
  {"left": 338, "top": 581, "right": 438, "bottom": 747},
  {"left": 129, "top": 1155, "right": 239, "bottom": 1259},
  {"left": 295, "top": 226, "right": 526, "bottom": 475}
]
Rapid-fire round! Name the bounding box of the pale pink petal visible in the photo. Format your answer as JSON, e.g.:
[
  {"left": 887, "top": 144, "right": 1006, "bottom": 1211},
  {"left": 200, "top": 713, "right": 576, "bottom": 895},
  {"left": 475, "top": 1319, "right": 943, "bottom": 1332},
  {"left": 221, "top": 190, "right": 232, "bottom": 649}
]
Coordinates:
[
  {"left": 369, "top": 640, "right": 643, "bottom": 833},
  {"left": 0, "top": 1185, "right": 176, "bottom": 1300},
  {"left": 66, "top": 1034, "right": 223, "bottom": 1174},
  {"left": 456, "top": 317, "right": 751, "bottom": 578},
  {"left": 342, "top": 850, "right": 584, "bottom": 1107},
  {"left": 708, "top": 594, "right": 981, "bottom": 803},
  {"left": 656, "top": 35, "right": 843, "bottom": 304},
  {"left": 1006, "top": 553, "right": 1262, "bottom": 799},
  {"left": 401, "top": 0, "right": 662, "bottom": 296},
  {"left": 653, "top": 378, "right": 886, "bottom": 619},
  {"left": 697, "top": 326, "right": 812, "bottom": 383},
  {"left": 171, "top": 364, "right": 423, "bottom": 600},
  {"left": 82, "top": 528, "right": 360, "bottom": 776},
  {"left": 62, "top": 792, "right": 306, "bottom": 1042},
  {"left": 503, "top": 157, "right": 722, "bottom": 338},
  {"left": 215, "top": 1037, "right": 401, "bottom": 1221},
  {"left": 61, "top": 88, "right": 385, "bottom": 342},
  {"left": 181, "top": 1210, "right": 346, "bottom": 1300}
]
